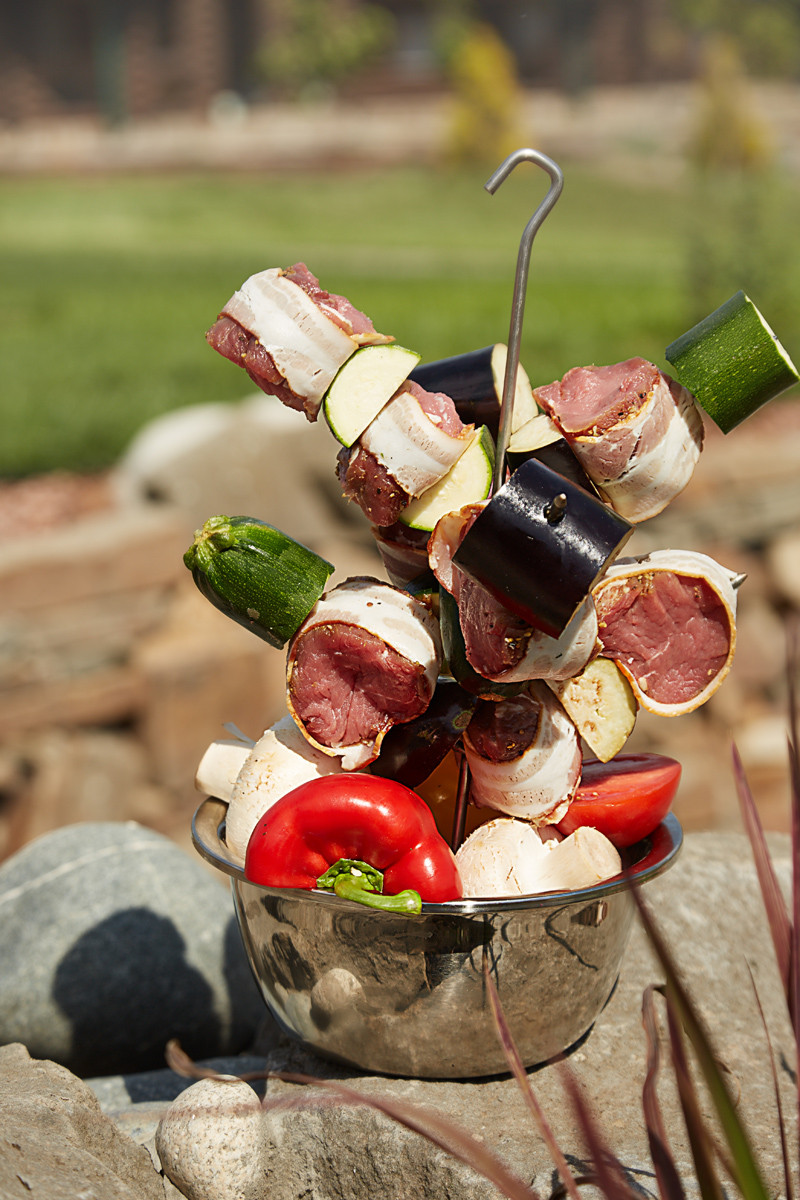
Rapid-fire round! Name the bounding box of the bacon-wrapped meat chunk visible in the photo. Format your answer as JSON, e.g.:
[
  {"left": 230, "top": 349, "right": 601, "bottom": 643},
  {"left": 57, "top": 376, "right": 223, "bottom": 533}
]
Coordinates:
[
  {"left": 286, "top": 577, "right": 442, "bottom": 770},
  {"left": 463, "top": 684, "right": 581, "bottom": 824},
  {"left": 338, "top": 381, "right": 474, "bottom": 526},
  {"left": 206, "top": 263, "right": 391, "bottom": 421},
  {"left": 535, "top": 357, "right": 704, "bottom": 522},
  {"left": 592, "top": 549, "right": 738, "bottom": 715}
]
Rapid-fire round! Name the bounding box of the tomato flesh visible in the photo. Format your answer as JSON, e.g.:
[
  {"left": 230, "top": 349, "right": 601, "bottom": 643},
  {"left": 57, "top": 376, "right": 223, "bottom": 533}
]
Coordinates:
[{"left": 556, "top": 754, "right": 681, "bottom": 849}]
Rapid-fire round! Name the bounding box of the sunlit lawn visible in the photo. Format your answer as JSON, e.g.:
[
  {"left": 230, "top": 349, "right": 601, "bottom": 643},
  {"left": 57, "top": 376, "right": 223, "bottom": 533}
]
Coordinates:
[{"left": 0, "top": 163, "right": 797, "bottom": 475}]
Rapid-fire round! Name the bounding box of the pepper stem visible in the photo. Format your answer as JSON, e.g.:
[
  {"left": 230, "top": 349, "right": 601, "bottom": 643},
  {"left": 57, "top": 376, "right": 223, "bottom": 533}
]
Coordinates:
[{"left": 316, "top": 858, "right": 422, "bottom": 915}]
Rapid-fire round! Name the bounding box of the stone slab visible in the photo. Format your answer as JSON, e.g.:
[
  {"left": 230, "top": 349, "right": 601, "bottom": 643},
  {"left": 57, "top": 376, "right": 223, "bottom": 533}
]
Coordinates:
[
  {"left": 0, "top": 506, "right": 192, "bottom": 615},
  {"left": 88, "top": 829, "right": 796, "bottom": 1200},
  {"left": 244, "top": 831, "right": 793, "bottom": 1199}
]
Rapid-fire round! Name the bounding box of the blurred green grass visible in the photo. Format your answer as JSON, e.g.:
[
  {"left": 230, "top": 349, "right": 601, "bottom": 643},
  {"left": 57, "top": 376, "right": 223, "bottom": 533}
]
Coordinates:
[{"left": 0, "top": 163, "right": 796, "bottom": 476}]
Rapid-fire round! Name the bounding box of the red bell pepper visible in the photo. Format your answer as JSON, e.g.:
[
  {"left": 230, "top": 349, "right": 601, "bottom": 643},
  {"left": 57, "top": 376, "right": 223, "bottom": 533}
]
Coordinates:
[{"left": 244, "top": 773, "right": 463, "bottom": 909}]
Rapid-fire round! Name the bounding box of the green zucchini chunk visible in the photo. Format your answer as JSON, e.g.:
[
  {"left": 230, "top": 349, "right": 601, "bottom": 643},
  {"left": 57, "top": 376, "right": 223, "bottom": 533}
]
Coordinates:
[
  {"left": 665, "top": 290, "right": 799, "bottom": 433},
  {"left": 184, "top": 515, "right": 334, "bottom": 648},
  {"left": 400, "top": 424, "right": 495, "bottom": 533}
]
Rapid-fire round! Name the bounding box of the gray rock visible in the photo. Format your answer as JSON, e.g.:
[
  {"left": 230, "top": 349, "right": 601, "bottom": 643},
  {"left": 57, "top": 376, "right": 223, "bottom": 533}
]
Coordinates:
[
  {"left": 0, "top": 820, "right": 263, "bottom": 1075},
  {"left": 88, "top": 1054, "right": 272, "bottom": 1112},
  {"left": 0, "top": 1042, "right": 165, "bottom": 1200},
  {"left": 108, "top": 1101, "right": 174, "bottom": 1167},
  {"left": 111, "top": 395, "right": 367, "bottom": 555},
  {"left": 150, "top": 830, "right": 789, "bottom": 1200}
]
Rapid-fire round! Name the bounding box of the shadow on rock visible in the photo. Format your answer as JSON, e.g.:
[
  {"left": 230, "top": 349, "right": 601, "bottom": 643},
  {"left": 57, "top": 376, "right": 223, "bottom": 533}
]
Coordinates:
[
  {"left": 224, "top": 914, "right": 266, "bottom": 1042},
  {"left": 53, "top": 907, "right": 221, "bottom": 1076}
]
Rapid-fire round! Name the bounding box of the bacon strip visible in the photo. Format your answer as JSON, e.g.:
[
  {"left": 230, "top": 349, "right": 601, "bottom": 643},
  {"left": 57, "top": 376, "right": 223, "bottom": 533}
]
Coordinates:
[
  {"left": 535, "top": 358, "right": 704, "bottom": 523},
  {"left": 339, "top": 382, "right": 472, "bottom": 523},
  {"left": 207, "top": 264, "right": 390, "bottom": 420},
  {"left": 463, "top": 684, "right": 581, "bottom": 823}
]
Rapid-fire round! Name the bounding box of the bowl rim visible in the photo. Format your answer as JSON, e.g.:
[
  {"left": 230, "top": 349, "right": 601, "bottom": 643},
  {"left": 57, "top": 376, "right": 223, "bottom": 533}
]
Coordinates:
[{"left": 192, "top": 796, "right": 683, "bottom": 915}]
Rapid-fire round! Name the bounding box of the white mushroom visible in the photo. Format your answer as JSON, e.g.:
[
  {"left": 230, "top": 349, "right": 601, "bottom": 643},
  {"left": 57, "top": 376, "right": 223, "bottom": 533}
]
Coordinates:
[
  {"left": 225, "top": 716, "right": 344, "bottom": 863},
  {"left": 522, "top": 826, "right": 622, "bottom": 893},
  {"left": 455, "top": 818, "right": 552, "bottom": 897},
  {"left": 194, "top": 732, "right": 254, "bottom": 802},
  {"left": 456, "top": 818, "right": 622, "bottom": 899}
]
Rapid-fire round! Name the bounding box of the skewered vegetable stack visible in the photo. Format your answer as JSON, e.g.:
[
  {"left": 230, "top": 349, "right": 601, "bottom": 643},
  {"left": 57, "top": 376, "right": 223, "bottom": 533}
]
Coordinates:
[{"left": 190, "top": 262, "right": 798, "bottom": 905}]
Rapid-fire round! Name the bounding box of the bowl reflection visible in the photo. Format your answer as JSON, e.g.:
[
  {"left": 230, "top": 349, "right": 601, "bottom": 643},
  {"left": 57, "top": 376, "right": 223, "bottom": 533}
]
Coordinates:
[{"left": 192, "top": 798, "right": 682, "bottom": 1079}]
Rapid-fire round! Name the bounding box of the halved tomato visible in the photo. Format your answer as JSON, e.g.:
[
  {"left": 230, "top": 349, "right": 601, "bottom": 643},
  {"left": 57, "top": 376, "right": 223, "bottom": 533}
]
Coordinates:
[{"left": 556, "top": 754, "right": 681, "bottom": 849}]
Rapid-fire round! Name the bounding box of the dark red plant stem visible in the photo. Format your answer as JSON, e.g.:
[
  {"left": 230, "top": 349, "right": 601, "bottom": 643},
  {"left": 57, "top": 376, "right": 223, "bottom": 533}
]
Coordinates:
[
  {"left": 556, "top": 1062, "right": 639, "bottom": 1200},
  {"left": 663, "top": 997, "right": 724, "bottom": 1200},
  {"left": 746, "top": 962, "right": 794, "bottom": 1200},
  {"left": 785, "top": 614, "right": 800, "bottom": 1178},
  {"left": 483, "top": 957, "right": 584, "bottom": 1200},
  {"left": 732, "top": 743, "right": 792, "bottom": 1006},
  {"left": 641, "top": 985, "right": 688, "bottom": 1200}
]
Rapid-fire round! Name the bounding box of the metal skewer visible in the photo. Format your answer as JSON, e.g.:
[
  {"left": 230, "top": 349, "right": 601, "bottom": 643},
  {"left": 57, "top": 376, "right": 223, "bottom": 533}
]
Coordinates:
[
  {"left": 450, "top": 148, "right": 564, "bottom": 855},
  {"left": 449, "top": 746, "right": 471, "bottom": 853},
  {"left": 487, "top": 148, "right": 564, "bottom": 495}
]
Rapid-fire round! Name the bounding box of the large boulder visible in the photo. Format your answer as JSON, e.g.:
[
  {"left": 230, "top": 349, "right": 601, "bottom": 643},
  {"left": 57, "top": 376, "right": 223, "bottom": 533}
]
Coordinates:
[
  {"left": 0, "top": 820, "right": 263, "bottom": 1076},
  {"left": 111, "top": 395, "right": 367, "bottom": 556},
  {"left": 108, "top": 829, "right": 794, "bottom": 1200},
  {"left": 0, "top": 1042, "right": 165, "bottom": 1200}
]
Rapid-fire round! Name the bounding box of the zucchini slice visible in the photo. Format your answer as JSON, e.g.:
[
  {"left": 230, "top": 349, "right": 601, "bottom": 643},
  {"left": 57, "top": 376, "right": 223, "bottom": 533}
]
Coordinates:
[
  {"left": 507, "top": 412, "right": 599, "bottom": 492},
  {"left": 323, "top": 344, "right": 421, "bottom": 446},
  {"left": 400, "top": 425, "right": 495, "bottom": 533},
  {"left": 665, "top": 290, "right": 799, "bottom": 433},
  {"left": 547, "top": 657, "right": 637, "bottom": 762},
  {"left": 184, "top": 515, "right": 334, "bottom": 648}
]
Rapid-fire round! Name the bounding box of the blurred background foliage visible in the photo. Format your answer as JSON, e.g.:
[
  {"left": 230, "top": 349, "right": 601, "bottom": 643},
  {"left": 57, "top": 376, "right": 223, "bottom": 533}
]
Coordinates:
[
  {"left": 253, "top": 0, "right": 396, "bottom": 101},
  {"left": 440, "top": 20, "right": 525, "bottom": 165},
  {"left": 671, "top": 0, "right": 800, "bottom": 78},
  {"left": 0, "top": 0, "right": 798, "bottom": 477}
]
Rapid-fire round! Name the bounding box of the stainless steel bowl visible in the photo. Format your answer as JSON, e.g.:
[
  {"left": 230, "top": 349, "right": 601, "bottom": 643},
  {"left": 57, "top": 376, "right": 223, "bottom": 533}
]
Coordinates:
[{"left": 193, "top": 797, "right": 682, "bottom": 1079}]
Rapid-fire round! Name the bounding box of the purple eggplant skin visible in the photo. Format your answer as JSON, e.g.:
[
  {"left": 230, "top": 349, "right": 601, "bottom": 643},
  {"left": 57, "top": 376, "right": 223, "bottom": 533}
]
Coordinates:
[
  {"left": 370, "top": 677, "right": 477, "bottom": 787},
  {"left": 410, "top": 346, "right": 502, "bottom": 437},
  {"left": 506, "top": 436, "right": 600, "bottom": 495},
  {"left": 452, "top": 459, "right": 633, "bottom": 639},
  {"left": 371, "top": 521, "right": 435, "bottom": 592}
]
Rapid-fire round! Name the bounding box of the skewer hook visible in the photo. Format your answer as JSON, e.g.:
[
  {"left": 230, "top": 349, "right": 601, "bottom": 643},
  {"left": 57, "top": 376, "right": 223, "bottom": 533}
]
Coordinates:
[
  {"left": 449, "top": 150, "right": 564, "bottom": 859},
  {"left": 486, "top": 148, "right": 564, "bottom": 493},
  {"left": 450, "top": 747, "right": 471, "bottom": 853}
]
